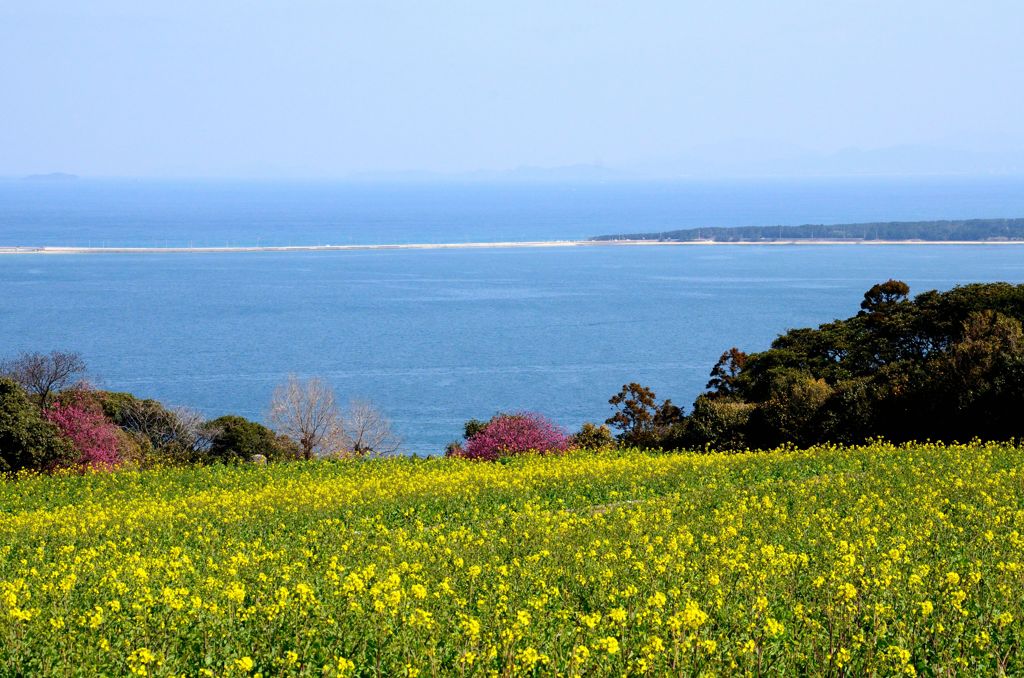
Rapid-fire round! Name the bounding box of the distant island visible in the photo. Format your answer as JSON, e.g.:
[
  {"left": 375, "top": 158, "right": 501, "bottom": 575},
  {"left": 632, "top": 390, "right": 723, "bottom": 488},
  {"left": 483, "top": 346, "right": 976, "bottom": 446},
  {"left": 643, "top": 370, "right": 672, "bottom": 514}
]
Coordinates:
[{"left": 592, "top": 217, "right": 1024, "bottom": 242}]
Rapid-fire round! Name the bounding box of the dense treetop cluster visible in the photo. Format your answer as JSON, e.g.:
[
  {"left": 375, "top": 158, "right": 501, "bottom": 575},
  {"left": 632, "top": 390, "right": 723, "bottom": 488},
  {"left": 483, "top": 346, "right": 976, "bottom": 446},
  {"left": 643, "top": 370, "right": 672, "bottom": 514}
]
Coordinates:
[{"left": 604, "top": 281, "right": 1024, "bottom": 451}]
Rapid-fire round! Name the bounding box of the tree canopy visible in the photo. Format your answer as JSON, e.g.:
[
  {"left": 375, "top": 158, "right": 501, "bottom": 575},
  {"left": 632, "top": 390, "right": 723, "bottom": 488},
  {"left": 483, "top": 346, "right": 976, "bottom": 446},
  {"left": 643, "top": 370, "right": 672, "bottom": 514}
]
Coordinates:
[
  {"left": 0, "top": 378, "right": 76, "bottom": 473},
  {"left": 678, "top": 281, "right": 1024, "bottom": 449}
]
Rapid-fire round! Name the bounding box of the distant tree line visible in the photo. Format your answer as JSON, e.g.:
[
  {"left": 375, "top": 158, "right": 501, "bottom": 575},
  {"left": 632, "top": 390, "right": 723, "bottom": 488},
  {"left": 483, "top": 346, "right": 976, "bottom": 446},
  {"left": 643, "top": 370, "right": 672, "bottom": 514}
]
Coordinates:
[
  {"left": 4, "top": 279, "right": 1024, "bottom": 472},
  {"left": 592, "top": 218, "right": 1024, "bottom": 242},
  {"left": 598, "top": 281, "right": 1024, "bottom": 451},
  {"left": 0, "top": 352, "right": 399, "bottom": 473}
]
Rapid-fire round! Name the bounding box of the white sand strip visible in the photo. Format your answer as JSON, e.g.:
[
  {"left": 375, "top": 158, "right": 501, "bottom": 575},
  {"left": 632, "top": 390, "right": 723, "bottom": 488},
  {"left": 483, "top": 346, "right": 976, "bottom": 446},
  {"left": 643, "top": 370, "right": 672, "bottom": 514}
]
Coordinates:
[{"left": 3, "top": 239, "right": 1024, "bottom": 254}]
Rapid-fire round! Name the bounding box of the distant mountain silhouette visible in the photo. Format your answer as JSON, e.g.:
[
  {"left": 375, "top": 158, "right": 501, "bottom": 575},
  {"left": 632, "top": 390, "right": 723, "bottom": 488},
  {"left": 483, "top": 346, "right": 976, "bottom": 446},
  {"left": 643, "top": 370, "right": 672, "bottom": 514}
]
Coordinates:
[
  {"left": 348, "top": 164, "right": 631, "bottom": 183},
  {"left": 626, "top": 143, "right": 1024, "bottom": 178}
]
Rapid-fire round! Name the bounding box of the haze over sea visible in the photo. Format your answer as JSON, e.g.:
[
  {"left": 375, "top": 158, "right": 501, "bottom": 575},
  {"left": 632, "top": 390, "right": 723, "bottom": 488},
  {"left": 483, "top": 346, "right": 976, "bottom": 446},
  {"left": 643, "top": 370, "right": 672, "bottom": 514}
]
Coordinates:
[{"left": 3, "top": 176, "right": 1024, "bottom": 451}]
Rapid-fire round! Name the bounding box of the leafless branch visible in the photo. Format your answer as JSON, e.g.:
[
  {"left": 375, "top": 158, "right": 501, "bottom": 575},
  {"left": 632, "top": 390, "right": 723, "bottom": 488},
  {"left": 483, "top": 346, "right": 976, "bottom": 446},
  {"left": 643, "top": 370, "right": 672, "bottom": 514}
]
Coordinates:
[
  {"left": 0, "top": 350, "right": 87, "bottom": 409},
  {"left": 268, "top": 375, "right": 348, "bottom": 459},
  {"left": 343, "top": 399, "right": 401, "bottom": 457}
]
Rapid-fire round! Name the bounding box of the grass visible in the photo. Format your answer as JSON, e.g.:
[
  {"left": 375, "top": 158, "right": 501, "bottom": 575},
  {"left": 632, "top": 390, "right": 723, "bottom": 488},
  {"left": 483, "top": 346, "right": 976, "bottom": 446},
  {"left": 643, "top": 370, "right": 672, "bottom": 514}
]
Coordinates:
[{"left": 1, "top": 441, "right": 1022, "bottom": 676}]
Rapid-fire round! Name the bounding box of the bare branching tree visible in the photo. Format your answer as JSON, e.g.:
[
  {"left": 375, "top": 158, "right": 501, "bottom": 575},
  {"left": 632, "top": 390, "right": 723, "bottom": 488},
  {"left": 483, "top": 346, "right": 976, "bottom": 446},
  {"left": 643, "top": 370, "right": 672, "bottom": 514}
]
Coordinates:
[
  {"left": 343, "top": 399, "right": 401, "bottom": 457},
  {"left": 0, "top": 350, "right": 87, "bottom": 409},
  {"left": 268, "top": 375, "right": 348, "bottom": 459},
  {"left": 171, "top": 407, "right": 215, "bottom": 455},
  {"left": 114, "top": 397, "right": 211, "bottom": 461},
  {"left": 116, "top": 398, "right": 177, "bottom": 446}
]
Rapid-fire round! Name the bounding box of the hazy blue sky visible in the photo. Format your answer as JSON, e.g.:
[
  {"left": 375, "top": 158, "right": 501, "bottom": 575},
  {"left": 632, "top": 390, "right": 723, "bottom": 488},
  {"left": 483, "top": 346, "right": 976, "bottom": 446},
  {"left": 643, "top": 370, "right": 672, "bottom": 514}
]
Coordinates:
[{"left": 2, "top": 1, "right": 1022, "bottom": 178}]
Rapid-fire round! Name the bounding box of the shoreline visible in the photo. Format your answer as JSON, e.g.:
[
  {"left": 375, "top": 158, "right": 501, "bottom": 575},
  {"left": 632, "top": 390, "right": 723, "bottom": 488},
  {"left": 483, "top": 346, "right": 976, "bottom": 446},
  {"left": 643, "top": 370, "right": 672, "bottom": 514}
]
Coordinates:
[{"left": 3, "top": 238, "right": 1024, "bottom": 255}]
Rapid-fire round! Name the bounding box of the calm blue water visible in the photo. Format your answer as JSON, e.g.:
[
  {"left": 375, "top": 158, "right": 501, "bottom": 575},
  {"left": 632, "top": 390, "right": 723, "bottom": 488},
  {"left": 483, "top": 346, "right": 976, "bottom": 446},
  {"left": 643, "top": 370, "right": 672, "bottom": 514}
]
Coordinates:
[
  {"left": 2, "top": 179, "right": 1024, "bottom": 451},
  {"left": 4, "top": 176, "right": 1024, "bottom": 246}
]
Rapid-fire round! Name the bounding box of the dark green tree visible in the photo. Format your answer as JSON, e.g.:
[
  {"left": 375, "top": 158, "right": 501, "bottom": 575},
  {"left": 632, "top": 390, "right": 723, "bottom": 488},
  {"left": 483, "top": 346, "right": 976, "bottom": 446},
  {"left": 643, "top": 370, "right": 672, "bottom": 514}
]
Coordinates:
[
  {"left": 753, "top": 372, "right": 832, "bottom": 447},
  {"left": 706, "top": 348, "right": 748, "bottom": 398},
  {"left": 686, "top": 281, "right": 1024, "bottom": 449},
  {"left": 0, "top": 378, "right": 76, "bottom": 473},
  {"left": 859, "top": 279, "right": 910, "bottom": 314},
  {"left": 606, "top": 383, "right": 684, "bottom": 449}
]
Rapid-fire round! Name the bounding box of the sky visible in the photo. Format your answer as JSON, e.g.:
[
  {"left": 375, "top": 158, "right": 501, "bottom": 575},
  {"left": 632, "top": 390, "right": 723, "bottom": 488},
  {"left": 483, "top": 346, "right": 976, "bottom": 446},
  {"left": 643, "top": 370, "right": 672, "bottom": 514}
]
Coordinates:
[{"left": 2, "top": 1, "right": 1023, "bottom": 179}]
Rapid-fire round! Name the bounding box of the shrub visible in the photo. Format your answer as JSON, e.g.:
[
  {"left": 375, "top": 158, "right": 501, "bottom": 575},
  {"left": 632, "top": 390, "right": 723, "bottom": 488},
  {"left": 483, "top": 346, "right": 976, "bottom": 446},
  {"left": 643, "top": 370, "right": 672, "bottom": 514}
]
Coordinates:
[
  {"left": 570, "top": 422, "right": 615, "bottom": 450},
  {"left": 754, "top": 373, "right": 833, "bottom": 447},
  {"left": 202, "top": 415, "right": 300, "bottom": 463},
  {"left": 0, "top": 378, "right": 77, "bottom": 472},
  {"left": 458, "top": 412, "right": 569, "bottom": 461},
  {"left": 45, "top": 391, "right": 123, "bottom": 469},
  {"left": 684, "top": 395, "right": 755, "bottom": 450}
]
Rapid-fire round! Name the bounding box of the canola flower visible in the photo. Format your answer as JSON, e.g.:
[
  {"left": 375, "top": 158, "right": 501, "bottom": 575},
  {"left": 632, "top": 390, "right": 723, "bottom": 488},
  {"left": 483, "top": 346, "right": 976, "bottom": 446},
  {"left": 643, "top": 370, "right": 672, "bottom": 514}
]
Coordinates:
[{"left": 1, "top": 441, "right": 1023, "bottom": 675}]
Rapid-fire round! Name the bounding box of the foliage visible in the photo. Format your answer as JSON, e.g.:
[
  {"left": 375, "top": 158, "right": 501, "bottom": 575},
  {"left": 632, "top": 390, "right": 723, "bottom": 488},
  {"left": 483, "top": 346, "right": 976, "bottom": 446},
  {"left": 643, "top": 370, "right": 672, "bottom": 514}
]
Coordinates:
[
  {"left": 859, "top": 279, "right": 910, "bottom": 313},
  {"left": 570, "top": 422, "right": 616, "bottom": 450},
  {"left": 1, "top": 443, "right": 1023, "bottom": 675},
  {"left": 753, "top": 373, "right": 833, "bottom": 448},
  {"left": 705, "top": 348, "right": 747, "bottom": 399},
  {"left": 462, "top": 418, "right": 488, "bottom": 440},
  {"left": 683, "top": 395, "right": 754, "bottom": 451},
  {"left": 202, "top": 415, "right": 300, "bottom": 464},
  {"left": 0, "top": 378, "right": 76, "bottom": 473},
  {"left": 605, "top": 383, "right": 684, "bottom": 449},
  {"left": 455, "top": 412, "right": 569, "bottom": 461},
  {"left": 44, "top": 390, "right": 123, "bottom": 469},
  {"left": 684, "top": 281, "right": 1024, "bottom": 449}
]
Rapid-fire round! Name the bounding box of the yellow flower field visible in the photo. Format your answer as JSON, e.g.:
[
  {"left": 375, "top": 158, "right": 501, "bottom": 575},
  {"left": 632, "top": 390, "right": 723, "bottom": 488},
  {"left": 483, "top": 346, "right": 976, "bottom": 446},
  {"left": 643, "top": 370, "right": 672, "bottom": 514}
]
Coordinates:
[{"left": 1, "top": 442, "right": 1022, "bottom": 676}]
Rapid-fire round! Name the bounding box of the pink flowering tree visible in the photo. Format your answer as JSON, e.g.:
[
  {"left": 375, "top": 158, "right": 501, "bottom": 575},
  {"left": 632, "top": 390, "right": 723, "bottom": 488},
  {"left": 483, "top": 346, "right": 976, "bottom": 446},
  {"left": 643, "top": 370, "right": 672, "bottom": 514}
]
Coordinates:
[
  {"left": 455, "top": 412, "right": 569, "bottom": 461},
  {"left": 45, "top": 392, "right": 122, "bottom": 469}
]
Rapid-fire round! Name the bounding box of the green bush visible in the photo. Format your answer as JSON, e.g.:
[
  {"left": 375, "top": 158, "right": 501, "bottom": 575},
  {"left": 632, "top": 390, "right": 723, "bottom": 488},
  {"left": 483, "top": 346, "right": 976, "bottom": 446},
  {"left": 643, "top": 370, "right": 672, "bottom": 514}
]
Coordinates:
[
  {"left": 684, "top": 395, "right": 754, "bottom": 451},
  {"left": 570, "top": 422, "right": 616, "bottom": 450},
  {"left": 202, "top": 415, "right": 300, "bottom": 463},
  {"left": 0, "top": 378, "right": 76, "bottom": 473}
]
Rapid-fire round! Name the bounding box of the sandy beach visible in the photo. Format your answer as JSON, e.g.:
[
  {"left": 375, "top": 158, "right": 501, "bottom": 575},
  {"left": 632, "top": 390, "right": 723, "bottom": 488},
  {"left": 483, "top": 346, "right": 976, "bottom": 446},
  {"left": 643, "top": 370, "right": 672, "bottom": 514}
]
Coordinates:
[{"left": 3, "top": 239, "right": 1024, "bottom": 255}]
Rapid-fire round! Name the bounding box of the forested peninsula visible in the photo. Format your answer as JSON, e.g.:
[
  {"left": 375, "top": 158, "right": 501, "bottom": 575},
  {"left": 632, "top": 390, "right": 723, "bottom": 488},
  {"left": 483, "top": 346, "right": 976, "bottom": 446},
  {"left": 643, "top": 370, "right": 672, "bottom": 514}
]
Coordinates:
[{"left": 592, "top": 217, "right": 1024, "bottom": 242}]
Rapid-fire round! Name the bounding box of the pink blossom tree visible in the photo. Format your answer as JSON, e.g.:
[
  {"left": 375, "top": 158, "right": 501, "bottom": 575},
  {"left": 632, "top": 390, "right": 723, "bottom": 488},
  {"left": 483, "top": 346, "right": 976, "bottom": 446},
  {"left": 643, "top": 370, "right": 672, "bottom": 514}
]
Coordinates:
[
  {"left": 45, "top": 392, "right": 122, "bottom": 469},
  {"left": 455, "top": 412, "right": 569, "bottom": 461}
]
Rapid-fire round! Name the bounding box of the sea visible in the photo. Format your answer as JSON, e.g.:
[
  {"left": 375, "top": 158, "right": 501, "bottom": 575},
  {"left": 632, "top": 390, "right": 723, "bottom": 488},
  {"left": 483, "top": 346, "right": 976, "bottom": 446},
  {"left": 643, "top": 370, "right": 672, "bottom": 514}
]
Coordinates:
[{"left": 3, "top": 176, "right": 1024, "bottom": 452}]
